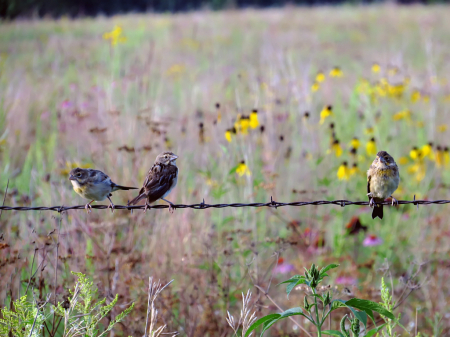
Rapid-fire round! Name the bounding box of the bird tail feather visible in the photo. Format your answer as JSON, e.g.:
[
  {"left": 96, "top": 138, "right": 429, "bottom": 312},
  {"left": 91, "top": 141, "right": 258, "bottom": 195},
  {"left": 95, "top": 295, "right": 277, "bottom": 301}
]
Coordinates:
[
  {"left": 128, "top": 193, "right": 147, "bottom": 206},
  {"left": 372, "top": 205, "right": 383, "bottom": 219},
  {"left": 112, "top": 185, "right": 139, "bottom": 191}
]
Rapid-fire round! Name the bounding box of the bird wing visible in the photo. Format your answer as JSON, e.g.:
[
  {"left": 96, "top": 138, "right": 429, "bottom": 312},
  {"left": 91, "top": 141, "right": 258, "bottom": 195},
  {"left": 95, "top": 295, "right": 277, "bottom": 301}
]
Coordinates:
[
  {"left": 88, "top": 169, "right": 110, "bottom": 182},
  {"left": 144, "top": 165, "right": 178, "bottom": 203},
  {"left": 128, "top": 164, "right": 178, "bottom": 205}
]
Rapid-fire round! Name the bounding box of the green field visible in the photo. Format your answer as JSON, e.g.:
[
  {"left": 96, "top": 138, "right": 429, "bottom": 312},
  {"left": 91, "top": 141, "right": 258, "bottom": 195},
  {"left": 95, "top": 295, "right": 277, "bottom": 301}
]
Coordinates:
[{"left": 1, "top": 5, "right": 450, "bottom": 336}]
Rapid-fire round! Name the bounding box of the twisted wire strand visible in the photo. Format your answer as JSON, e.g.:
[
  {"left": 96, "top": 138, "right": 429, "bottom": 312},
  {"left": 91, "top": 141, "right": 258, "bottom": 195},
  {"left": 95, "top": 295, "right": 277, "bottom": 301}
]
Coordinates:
[{"left": 0, "top": 198, "right": 448, "bottom": 212}]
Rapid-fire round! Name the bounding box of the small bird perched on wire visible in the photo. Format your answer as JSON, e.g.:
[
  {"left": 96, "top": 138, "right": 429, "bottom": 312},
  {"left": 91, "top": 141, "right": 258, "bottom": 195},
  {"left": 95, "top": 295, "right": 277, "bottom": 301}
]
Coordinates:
[
  {"left": 128, "top": 151, "right": 178, "bottom": 213},
  {"left": 69, "top": 168, "right": 138, "bottom": 213},
  {"left": 367, "top": 151, "right": 400, "bottom": 219}
]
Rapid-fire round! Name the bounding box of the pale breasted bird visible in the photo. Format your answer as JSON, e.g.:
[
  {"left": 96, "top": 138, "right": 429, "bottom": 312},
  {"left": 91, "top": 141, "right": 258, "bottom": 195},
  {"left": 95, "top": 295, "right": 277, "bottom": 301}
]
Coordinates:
[
  {"left": 367, "top": 151, "right": 400, "bottom": 219},
  {"left": 128, "top": 151, "right": 178, "bottom": 213},
  {"left": 69, "top": 168, "right": 138, "bottom": 213}
]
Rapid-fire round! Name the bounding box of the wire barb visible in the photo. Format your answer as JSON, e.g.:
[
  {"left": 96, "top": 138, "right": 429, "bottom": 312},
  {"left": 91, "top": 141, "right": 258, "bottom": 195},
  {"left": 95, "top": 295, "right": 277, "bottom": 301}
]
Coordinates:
[{"left": 0, "top": 199, "right": 448, "bottom": 212}]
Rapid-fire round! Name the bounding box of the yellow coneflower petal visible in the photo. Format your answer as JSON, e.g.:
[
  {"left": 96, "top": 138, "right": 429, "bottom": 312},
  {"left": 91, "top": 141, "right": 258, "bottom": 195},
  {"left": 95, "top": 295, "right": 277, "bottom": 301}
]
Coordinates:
[
  {"left": 398, "top": 157, "right": 409, "bottom": 165},
  {"left": 249, "top": 110, "right": 259, "bottom": 129},
  {"left": 437, "top": 124, "right": 447, "bottom": 133},
  {"left": 311, "top": 82, "right": 320, "bottom": 92},
  {"left": 393, "top": 110, "right": 411, "bottom": 121},
  {"left": 411, "top": 90, "right": 421, "bottom": 103},
  {"left": 409, "top": 147, "right": 421, "bottom": 161},
  {"left": 225, "top": 130, "right": 232, "bottom": 143},
  {"left": 435, "top": 146, "right": 444, "bottom": 167},
  {"left": 337, "top": 162, "right": 350, "bottom": 180},
  {"left": 320, "top": 105, "right": 333, "bottom": 125},
  {"left": 332, "top": 141, "right": 343, "bottom": 157},
  {"left": 444, "top": 147, "right": 450, "bottom": 167},
  {"left": 364, "top": 127, "right": 374, "bottom": 135},
  {"left": 239, "top": 117, "right": 250, "bottom": 134},
  {"left": 316, "top": 72, "right": 325, "bottom": 83},
  {"left": 366, "top": 138, "right": 377, "bottom": 156},
  {"left": 330, "top": 67, "right": 344, "bottom": 78},
  {"left": 420, "top": 143, "right": 434, "bottom": 160},
  {"left": 236, "top": 161, "right": 251, "bottom": 177},
  {"left": 350, "top": 137, "right": 360, "bottom": 149},
  {"left": 371, "top": 63, "right": 380, "bottom": 73},
  {"left": 349, "top": 163, "right": 360, "bottom": 176}
]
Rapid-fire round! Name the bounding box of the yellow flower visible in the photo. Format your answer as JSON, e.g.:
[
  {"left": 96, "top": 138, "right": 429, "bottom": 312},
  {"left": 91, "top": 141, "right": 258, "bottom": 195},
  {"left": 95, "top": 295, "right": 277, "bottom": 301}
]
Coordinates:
[
  {"left": 331, "top": 140, "right": 343, "bottom": 157},
  {"left": 236, "top": 161, "right": 251, "bottom": 177},
  {"left": 393, "top": 109, "right": 411, "bottom": 121},
  {"left": 420, "top": 143, "right": 434, "bottom": 160},
  {"left": 349, "top": 163, "right": 360, "bottom": 176},
  {"left": 387, "top": 83, "right": 405, "bottom": 98},
  {"left": 311, "top": 82, "right": 320, "bottom": 92},
  {"left": 366, "top": 138, "right": 377, "bottom": 156},
  {"left": 371, "top": 63, "right": 381, "bottom": 73},
  {"left": 411, "top": 90, "right": 421, "bottom": 103},
  {"left": 316, "top": 72, "right": 326, "bottom": 83},
  {"left": 409, "top": 147, "right": 421, "bottom": 161},
  {"left": 350, "top": 137, "right": 360, "bottom": 149},
  {"left": 364, "top": 127, "right": 374, "bottom": 135},
  {"left": 444, "top": 147, "right": 450, "bottom": 167},
  {"left": 337, "top": 162, "right": 350, "bottom": 180},
  {"left": 102, "top": 25, "right": 127, "bottom": 46},
  {"left": 435, "top": 146, "right": 444, "bottom": 167},
  {"left": 398, "top": 157, "right": 409, "bottom": 165},
  {"left": 387, "top": 67, "right": 398, "bottom": 76},
  {"left": 422, "top": 94, "right": 430, "bottom": 103},
  {"left": 437, "top": 124, "right": 447, "bottom": 133},
  {"left": 320, "top": 105, "right": 333, "bottom": 125},
  {"left": 330, "top": 67, "right": 343, "bottom": 78},
  {"left": 239, "top": 116, "right": 250, "bottom": 134},
  {"left": 249, "top": 109, "right": 259, "bottom": 129},
  {"left": 225, "top": 131, "right": 232, "bottom": 143},
  {"left": 225, "top": 127, "right": 236, "bottom": 143},
  {"left": 407, "top": 162, "right": 426, "bottom": 182}
]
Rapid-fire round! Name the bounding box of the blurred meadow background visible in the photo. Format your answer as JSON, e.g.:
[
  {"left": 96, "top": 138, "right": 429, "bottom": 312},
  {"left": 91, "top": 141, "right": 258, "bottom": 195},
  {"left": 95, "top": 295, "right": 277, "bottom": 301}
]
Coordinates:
[{"left": 1, "top": 4, "right": 450, "bottom": 336}]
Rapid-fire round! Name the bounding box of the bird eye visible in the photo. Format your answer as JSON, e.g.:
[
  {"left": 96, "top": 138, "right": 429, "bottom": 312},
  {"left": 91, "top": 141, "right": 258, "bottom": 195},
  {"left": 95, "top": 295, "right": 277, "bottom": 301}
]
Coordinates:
[
  {"left": 165, "top": 155, "right": 168, "bottom": 158},
  {"left": 77, "top": 173, "right": 81, "bottom": 177}
]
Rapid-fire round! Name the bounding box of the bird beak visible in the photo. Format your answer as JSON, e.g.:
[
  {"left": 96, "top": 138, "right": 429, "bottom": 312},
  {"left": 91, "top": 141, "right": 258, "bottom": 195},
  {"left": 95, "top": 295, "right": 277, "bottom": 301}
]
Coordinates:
[
  {"left": 379, "top": 156, "right": 386, "bottom": 164},
  {"left": 69, "top": 175, "right": 76, "bottom": 181},
  {"left": 171, "top": 155, "right": 178, "bottom": 160}
]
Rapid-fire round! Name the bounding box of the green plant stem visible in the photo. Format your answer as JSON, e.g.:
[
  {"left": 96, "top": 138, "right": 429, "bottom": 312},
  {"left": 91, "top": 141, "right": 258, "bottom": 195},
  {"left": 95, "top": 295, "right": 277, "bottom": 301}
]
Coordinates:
[{"left": 312, "top": 288, "right": 322, "bottom": 337}]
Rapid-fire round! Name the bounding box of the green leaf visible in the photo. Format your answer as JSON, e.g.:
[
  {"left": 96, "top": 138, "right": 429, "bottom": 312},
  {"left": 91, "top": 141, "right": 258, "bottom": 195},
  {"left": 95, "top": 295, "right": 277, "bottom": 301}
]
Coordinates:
[
  {"left": 351, "top": 309, "right": 367, "bottom": 328},
  {"left": 365, "top": 324, "right": 386, "bottom": 337},
  {"left": 345, "top": 299, "right": 394, "bottom": 320},
  {"left": 319, "top": 264, "right": 339, "bottom": 277},
  {"left": 245, "top": 314, "right": 280, "bottom": 337},
  {"left": 260, "top": 316, "right": 281, "bottom": 336},
  {"left": 245, "top": 308, "right": 308, "bottom": 337},
  {"left": 279, "top": 307, "right": 305, "bottom": 319},
  {"left": 278, "top": 275, "right": 304, "bottom": 285},
  {"left": 279, "top": 275, "right": 308, "bottom": 298},
  {"left": 228, "top": 164, "right": 239, "bottom": 175},
  {"left": 322, "top": 330, "right": 345, "bottom": 337},
  {"left": 330, "top": 300, "right": 367, "bottom": 328},
  {"left": 331, "top": 299, "right": 347, "bottom": 311}
]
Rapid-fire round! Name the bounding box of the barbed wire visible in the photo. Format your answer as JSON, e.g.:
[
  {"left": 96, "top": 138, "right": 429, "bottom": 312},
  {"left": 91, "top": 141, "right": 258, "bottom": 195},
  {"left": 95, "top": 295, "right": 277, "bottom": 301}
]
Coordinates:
[{"left": 0, "top": 197, "right": 449, "bottom": 212}]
